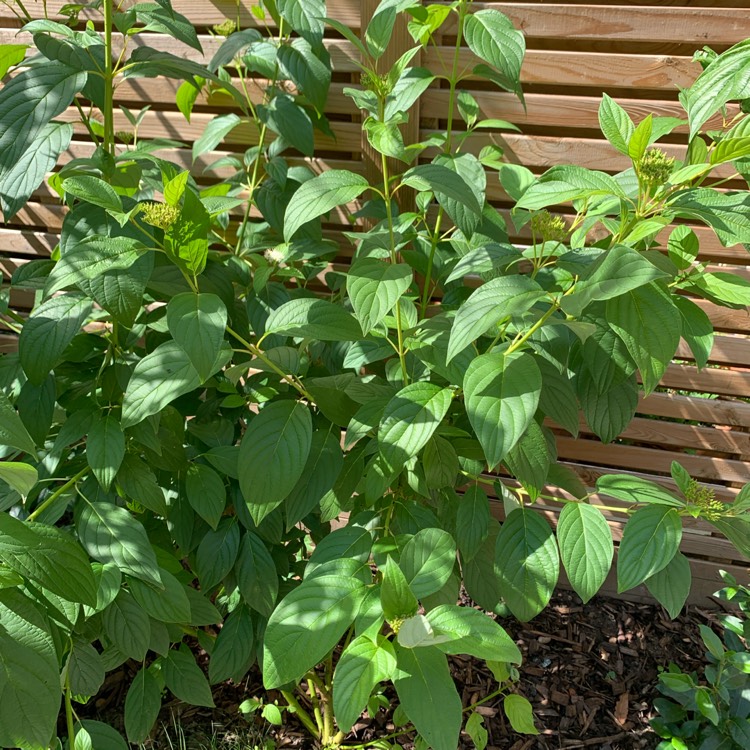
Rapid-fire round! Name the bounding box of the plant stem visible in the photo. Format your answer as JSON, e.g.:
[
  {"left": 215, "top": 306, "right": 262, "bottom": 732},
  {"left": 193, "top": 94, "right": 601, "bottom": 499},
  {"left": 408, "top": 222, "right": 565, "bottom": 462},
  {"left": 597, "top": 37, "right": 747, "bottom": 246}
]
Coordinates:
[
  {"left": 103, "top": 0, "right": 115, "bottom": 157},
  {"left": 281, "top": 690, "right": 320, "bottom": 739},
  {"left": 27, "top": 468, "right": 89, "bottom": 522},
  {"left": 306, "top": 678, "right": 325, "bottom": 735},
  {"left": 65, "top": 673, "right": 76, "bottom": 749},
  {"left": 505, "top": 301, "right": 561, "bottom": 355}
]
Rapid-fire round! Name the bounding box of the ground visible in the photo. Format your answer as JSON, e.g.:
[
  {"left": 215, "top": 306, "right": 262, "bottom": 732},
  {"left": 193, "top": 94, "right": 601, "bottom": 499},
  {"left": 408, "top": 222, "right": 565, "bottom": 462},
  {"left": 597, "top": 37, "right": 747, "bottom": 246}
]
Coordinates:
[{"left": 83, "top": 591, "right": 720, "bottom": 749}]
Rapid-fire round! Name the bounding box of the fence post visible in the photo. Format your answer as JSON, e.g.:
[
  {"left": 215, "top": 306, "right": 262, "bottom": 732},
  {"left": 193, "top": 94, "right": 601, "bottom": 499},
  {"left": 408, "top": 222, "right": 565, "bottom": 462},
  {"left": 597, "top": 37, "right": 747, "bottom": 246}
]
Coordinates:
[{"left": 359, "top": 0, "right": 421, "bottom": 213}]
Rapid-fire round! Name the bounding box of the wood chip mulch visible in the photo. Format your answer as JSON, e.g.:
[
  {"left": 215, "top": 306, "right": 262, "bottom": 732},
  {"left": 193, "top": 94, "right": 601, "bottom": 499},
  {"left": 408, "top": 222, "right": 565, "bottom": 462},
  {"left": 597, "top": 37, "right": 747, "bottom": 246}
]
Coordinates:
[{"left": 84, "top": 591, "right": 724, "bottom": 749}]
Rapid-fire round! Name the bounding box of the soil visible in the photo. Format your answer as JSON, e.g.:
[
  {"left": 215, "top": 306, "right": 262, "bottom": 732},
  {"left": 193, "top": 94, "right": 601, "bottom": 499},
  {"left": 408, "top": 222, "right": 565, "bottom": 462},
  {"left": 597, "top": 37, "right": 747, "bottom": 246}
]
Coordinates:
[{"left": 85, "top": 591, "right": 723, "bottom": 750}]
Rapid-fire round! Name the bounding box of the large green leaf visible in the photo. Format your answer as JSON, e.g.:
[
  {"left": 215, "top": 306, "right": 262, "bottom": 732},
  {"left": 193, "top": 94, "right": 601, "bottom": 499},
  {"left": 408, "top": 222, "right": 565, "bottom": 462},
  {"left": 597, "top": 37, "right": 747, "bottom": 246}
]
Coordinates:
[
  {"left": 645, "top": 551, "right": 691, "bottom": 619},
  {"left": 463, "top": 9, "right": 525, "bottom": 97},
  {"left": 557, "top": 503, "right": 613, "bottom": 603},
  {"left": 561, "top": 245, "right": 668, "bottom": 318},
  {"left": 67, "top": 639, "right": 105, "bottom": 698},
  {"left": 277, "top": 37, "right": 330, "bottom": 113},
  {"left": 0, "top": 62, "right": 86, "bottom": 182},
  {"left": 195, "top": 518, "right": 240, "bottom": 591},
  {"left": 124, "top": 667, "right": 162, "bottom": 744},
  {"left": 399, "top": 528, "right": 456, "bottom": 599},
  {"left": 0, "top": 121, "right": 72, "bottom": 220},
  {"left": 381, "top": 556, "right": 419, "bottom": 623},
  {"left": 263, "top": 573, "right": 366, "bottom": 689},
  {"left": 463, "top": 351, "right": 542, "bottom": 469},
  {"left": 277, "top": 0, "right": 326, "bottom": 44},
  {"left": 284, "top": 170, "right": 369, "bottom": 240},
  {"left": 517, "top": 165, "right": 626, "bottom": 210},
  {"left": 378, "top": 383, "right": 452, "bottom": 473},
  {"left": 0, "top": 462, "right": 37, "bottom": 497},
  {"left": 63, "top": 175, "right": 123, "bottom": 213},
  {"left": 681, "top": 39, "right": 750, "bottom": 137},
  {"left": 577, "top": 370, "right": 638, "bottom": 444},
  {"left": 185, "top": 464, "right": 226, "bottom": 530},
  {"left": 102, "top": 590, "right": 150, "bottom": 661},
  {"left": 346, "top": 258, "right": 413, "bottom": 334},
  {"left": 128, "top": 568, "right": 191, "bottom": 624},
  {"left": 163, "top": 645, "right": 214, "bottom": 707},
  {"left": 402, "top": 163, "right": 482, "bottom": 215},
  {"left": 238, "top": 400, "right": 312, "bottom": 525},
  {"left": 76, "top": 501, "right": 162, "bottom": 586},
  {"left": 265, "top": 298, "right": 363, "bottom": 341},
  {"left": 617, "top": 505, "right": 682, "bottom": 592},
  {"left": 447, "top": 276, "right": 546, "bottom": 362},
  {"left": 235, "top": 531, "right": 278, "bottom": 617},
  {"left": 392, "top": 644, "right": 462, "bottom": 750},
  {"left": 0, "top": 627, "right": 60, "bottom": 749},
  {"left": 19, "top": 295, "right": 91, "bottom": 385},
  {"left": 121, "top": 341, "right": 202, "bottom": 429},
  {"left": 495, "top": 508, "right": 559, "bottom": 621},
  {"left": 456, "top": 485, "right": 491, "bottom": 562},
  {"left": 167, "top": 293, "right": 227, "bottom": 382},
  {"left": 333, "top": 635, "right": 396, "bottom": 732},
  {"left": 596, "top": 474, "right": 683, "bottom": 507},
  {"left": 192, "top": 113, "right": 241, "bottom": 161},
  {"left": 598, "top": 94, "right": 634, "bottom": 155},
  {"left": 674, "top": 296, "right": 713, "bottom": 370},
  {"left": 669, "top": 188, "right": 750, "bottom": 246},
  {"left": 87, "top": 415, "right": 125, "bottom": 491},
  {"left": 0, "top": 514, "right": 97, "bottom": 605},
  {"left": 209, "top": 602, "right": 255, "bottom": 684},
  {"left": 425, "top": 604, "right": 521, "bottom": 663},
  {"left": 0, "top": 43, "right": 26, "bottom": 79},
  {"left": 0, "top": 390, "right": 37, "bottom": 455},
  {"left": 605, "top": 283, "right": 681, "bottom": 394}
]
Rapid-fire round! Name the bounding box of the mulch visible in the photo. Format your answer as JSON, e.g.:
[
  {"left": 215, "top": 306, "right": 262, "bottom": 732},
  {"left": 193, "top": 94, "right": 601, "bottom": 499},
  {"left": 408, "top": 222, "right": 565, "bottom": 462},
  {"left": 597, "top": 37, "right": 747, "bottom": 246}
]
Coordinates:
[{"left": 85, "top": 591, "right": 724, "bottom": 749}]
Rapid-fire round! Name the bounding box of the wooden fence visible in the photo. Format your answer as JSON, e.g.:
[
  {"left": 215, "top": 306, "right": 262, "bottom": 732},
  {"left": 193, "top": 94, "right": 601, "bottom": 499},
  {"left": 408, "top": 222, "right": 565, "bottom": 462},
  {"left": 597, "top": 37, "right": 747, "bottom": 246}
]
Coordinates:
[{"left": 1, "top": 0, "right": 749, "bottom": 603}]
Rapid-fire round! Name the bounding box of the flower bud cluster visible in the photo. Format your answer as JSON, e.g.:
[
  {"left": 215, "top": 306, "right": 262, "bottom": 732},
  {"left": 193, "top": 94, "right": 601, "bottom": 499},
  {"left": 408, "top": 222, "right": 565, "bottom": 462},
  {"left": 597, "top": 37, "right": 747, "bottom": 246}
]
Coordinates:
[
  {"left": 638, "top": 148, "right": 675, "bottom": 186},
  {"left": 530, "top": 210, "right": 568, "bottom": 243},
  {"left": 140, "top": 202, "right": 180, "bottom": 230}
]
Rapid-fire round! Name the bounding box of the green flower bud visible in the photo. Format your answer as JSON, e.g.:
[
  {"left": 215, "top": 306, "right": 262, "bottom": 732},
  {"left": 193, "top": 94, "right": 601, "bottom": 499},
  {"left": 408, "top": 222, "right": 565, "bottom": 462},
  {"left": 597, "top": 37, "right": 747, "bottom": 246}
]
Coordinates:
[
  {"left": 140, "top": 202, "right": 180, "bottom": 230},
  {"left": 685, "top": 479, "right": 725, "bottom": 521},
  {"left": 529, "top": 210, "right": 568, "bottom": 243},
  {"left": 115, "top": 130, "right": 134, "bottom": 144},
  {"left": 638, "top": 148, "right": 675, "bottom": 186},
  {"left": 212, "top": 19, "right": 237, "bottom": 38}
]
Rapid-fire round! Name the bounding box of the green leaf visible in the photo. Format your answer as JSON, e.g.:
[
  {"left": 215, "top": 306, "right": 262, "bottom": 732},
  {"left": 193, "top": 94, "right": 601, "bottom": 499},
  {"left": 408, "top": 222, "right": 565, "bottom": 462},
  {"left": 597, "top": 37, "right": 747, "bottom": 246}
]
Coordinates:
[
  {"left": 135, "top": 4, "right": 202, "bottom": 51},
  {"left": 557, "top": 503, "right": 613, "bottom": 603},
  {"left": 277, "top": 0, "right": 325, "bottom": 44},
  {"left": 333, "top": 635, "right": 397, "bottom": 732},
  {"left": 463, "top": 351, "right": 542, "bottom": 469},
  {"left": 537, "top": 358, "right": 579, "bottom": 437},
  {"left": 76, "top": 501, "right": 162, "bottom": 586},
  {"left": 284, "top": 170, "right": 369, "bottom": 240},
  {"left": 402, "top": 163, "right": 482, "bottom": 215},
  {"left": 0, "top": 121, "right": 72, "bottom": 220},
  {"left": 75, "top": 721, "right": 127, "bottom": 750},
  {"left": 378, "top": 383, "right": 452, "bottom": 473},
  {"left": 167, "top": 292, "right": 227, "bottom": 383},
  {"left": 605, "top": 283, "right": 681, "bottom": 394},
  {"left": 235, "top": 531, "right": 278, "bottom": 617},
  {"left": 561, "top": 245, "right": 668, "bottom": 318},
  {"left": 628, "top": 114, "right": 652, "bottom": 161},
  {"left": 63, "top": 175, "right": 123, "bottom": 213},
  {"left": 195, "top": 518, "right": 240, "bottom": 591},
  {"left": 0, "top": 626, "right": 60, "bottom": 749},
  {"left": 0, "top": 462, "right": 37, "bottom": 497},
  {"left": 0, "top": 62, "right": 86, "bottom": 184},
  {"left": 0, "top": 515, "right": 97, "bottom": 605},
  {"left": 425, "top": 604, "right": 521, "bottom": 663},
  {"left": 393, "top": 644, "right": 462, "bottom": 750},
  {"left": 102, "top": 590, "right": 150, "bottom": 661},
  {"left": 463, "top": 9, "right": 525, "bottom": 98},
  {"left": 577, "top": 370, "right": 637, "bottom": 444},
  {"left": 238, "top": 401, "right": 312, "bottom": 525},
  {"left": 163, "top": 645, "right": 215, "bottom": 707},
  {"left": 209, "top": 602, "right": 255, "bottom": 684},
  {"left": 128, "top": 568, "right": 191, "bottom": 623},
  {"left": 266, "top": 298, "right": 363, "bottom": 341},
  {"left": 67, "top": 639, "right": 105, "bottom": 698},
  {"left": 669, "top": 188, "right": 750, "bottom": 246},
  {"left": 675, "top": 296, "right": 713, "bottom": 370},
  {"left": 400, "top": 528, "right": 456, "bottom": 599},
  {"left": 695, "top": 687, "right": 720, "bottom": 726},
  {"left": 423, "top": 435, "right": 459, "bottom": 490},
  {"left": 116, "top": 455, "right": 167, "bottom": 516},
  {"left": 645, "top": 551, "right": 691, "bottom": 619},
  {"left": 192, "top": 113, "right": 241, "bottom": 161},
  {"left": 347, "top": 258, "right": 413, "bottom": 334},
  {"left": 260, "top": 92, "right": 314, "bottom": 156},
  {"left": 381, "top": 556, "right": 419, "bottom": 623},
  {"left": 87, "top": 415, "right": 125, "bottom": 491},
  {"left": 185, "top": 464, "right": 225, "bottom": 530},
  {"left": 617, "top": 505, "right": 682, "bottom": 592},
  {"left": 667, "top": 226, "right": 700, "bottom": 270},
  {"left": 277, "top": 37, "right": 331, "bottom": 113},
  {"left": 495, "top": 508, "right": 559, "bottom": 621},
  {"left": 0, "top": 390, "right": 37, "bottom": 455},
  {"left": 596, "top": 474, "right": 683, "bottom": 507},
  {"left": 0, "top": 44, "right": 26, "bottom": 79},
  {"left": 263, "top": 574, "right": 366, "bottom": 689},
  {"left": 466, "top": 712, "right": 488, "bottom": 750},
  {"left": 19, "top": 295, "right": 91, "bottom": 385},
  {"left": 365, "top": 0, "right": 417, "bottom": 58},
  {"left": 598, "top": 94, "right": 634, "bottom": 155},
  {"left": 504, "top": 694, "right": 539, "bottom": 735},
  {"left": 456, "top": 485, "right": 491, "bottom": 562},
  {"left": 124, "top": 667, "right": 162, "bottom": 744},
  {"left": 681, "top": 39, "right": 750, "bottom": 137},
  {"left": 121, "top": 341, "right": 201, "bottom": 429},
  {"left": 447, "top": 276, "right": 547, "bottom": 363},
  {"left": 516, "top": 165, "right": 626, "bottom": 210},
  {"left": 688, "top": 271, "right": 750, "bottom": 307}
]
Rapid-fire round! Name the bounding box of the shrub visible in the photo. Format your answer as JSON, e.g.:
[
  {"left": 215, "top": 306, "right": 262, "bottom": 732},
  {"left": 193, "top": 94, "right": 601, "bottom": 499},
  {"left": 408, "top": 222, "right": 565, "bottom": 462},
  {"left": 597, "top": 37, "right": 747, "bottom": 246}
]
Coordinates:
[{"left": 0, "top": 0, "right": 750, "bottom": 748}]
